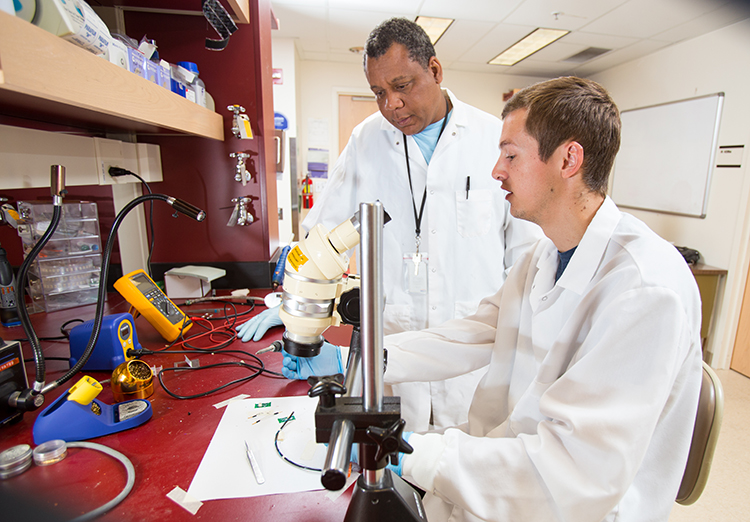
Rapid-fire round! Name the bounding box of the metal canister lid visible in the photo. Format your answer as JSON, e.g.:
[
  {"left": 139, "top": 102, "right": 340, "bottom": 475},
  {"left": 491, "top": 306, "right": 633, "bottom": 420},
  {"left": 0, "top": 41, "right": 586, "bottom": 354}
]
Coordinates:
[
  {"left": 33, "top": 439, "right": 68, "bottom": 466},
  {"left": 0, "top": 444, "right": 33, "bottom": 479}
]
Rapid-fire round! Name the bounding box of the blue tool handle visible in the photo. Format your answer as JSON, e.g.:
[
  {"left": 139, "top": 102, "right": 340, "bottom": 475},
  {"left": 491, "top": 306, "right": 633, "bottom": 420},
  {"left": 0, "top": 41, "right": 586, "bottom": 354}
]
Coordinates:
[{"left": 272, "top": 245, "right": 291, "bottom": 290}]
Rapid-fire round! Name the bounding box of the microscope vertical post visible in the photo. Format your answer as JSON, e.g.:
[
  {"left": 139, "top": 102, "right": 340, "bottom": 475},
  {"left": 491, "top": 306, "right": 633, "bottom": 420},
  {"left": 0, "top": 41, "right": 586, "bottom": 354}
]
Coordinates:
[{"left": 360, "top": 201, "right": 386, "bottom": 488}]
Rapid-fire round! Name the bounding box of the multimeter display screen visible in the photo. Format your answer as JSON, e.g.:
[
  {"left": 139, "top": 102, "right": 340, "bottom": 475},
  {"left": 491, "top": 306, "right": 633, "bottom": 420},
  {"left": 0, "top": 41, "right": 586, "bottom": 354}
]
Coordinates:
[{"left": 131, "top": 273, "right": 158, "bottom": 294}]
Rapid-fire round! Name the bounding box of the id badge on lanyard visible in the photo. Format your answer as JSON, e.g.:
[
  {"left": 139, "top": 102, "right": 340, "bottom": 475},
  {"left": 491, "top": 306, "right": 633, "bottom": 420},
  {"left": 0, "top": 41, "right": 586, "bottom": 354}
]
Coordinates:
[
  {"left": 401, "top": 98, "right": 448, "bottom": 297},
  {"left": 403, "top": 251, "right": 428, "bottom": 294}
]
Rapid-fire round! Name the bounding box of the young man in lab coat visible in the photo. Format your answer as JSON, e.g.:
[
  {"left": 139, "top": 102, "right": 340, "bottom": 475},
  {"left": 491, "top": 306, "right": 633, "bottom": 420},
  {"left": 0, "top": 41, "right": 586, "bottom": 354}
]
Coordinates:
[
  {"left": 238, "top": 17, "right": 542, "bottom": 433},
  {"left": 284, "top": 76, "right": 703, "bottom": 521}
]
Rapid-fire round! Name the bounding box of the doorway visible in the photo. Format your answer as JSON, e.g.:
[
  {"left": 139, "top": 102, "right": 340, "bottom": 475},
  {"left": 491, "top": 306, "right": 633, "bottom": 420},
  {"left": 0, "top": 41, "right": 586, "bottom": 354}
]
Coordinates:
[
  {"left": 337, "top": 94, "right": 377, "bottom": 272},
  {"left": 731, "top": 264, "right": 750, "bottom": 377},
  {"left": 338, "top": 94, "right": 378, "bottom": 154}
]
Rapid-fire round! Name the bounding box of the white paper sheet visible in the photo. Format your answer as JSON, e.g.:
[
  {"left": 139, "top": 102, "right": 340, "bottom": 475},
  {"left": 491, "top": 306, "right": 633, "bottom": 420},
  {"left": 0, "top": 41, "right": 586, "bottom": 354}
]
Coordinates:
[{"left": 187, "top": 396, "right": 328, "bottom": 500}]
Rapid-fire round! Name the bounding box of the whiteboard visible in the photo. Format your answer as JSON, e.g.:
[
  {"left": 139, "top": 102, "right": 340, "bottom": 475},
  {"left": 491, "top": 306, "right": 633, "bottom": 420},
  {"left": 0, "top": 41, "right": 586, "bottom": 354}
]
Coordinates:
[{"left": 610, "top": 93, "right": 724, "bottom": 218}]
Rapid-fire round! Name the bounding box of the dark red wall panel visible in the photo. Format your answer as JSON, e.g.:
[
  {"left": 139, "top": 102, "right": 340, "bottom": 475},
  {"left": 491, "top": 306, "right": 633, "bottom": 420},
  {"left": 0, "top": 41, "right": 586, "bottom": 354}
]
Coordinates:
[{"left": 123, "top": 7, "right": 276, "bottom": 264}]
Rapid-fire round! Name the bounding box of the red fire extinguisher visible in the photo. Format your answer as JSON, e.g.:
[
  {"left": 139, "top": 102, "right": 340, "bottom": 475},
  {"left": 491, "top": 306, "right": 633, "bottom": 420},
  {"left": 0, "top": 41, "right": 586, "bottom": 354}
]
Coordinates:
[{"left": 301, "top": 175, "right": 313, "bottom": 209}]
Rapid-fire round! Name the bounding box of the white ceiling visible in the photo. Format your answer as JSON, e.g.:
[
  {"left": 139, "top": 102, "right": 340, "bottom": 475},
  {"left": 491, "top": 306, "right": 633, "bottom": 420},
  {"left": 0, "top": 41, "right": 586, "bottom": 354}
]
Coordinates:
[{"left": 270, "top": 0, "right": 750, "bottom": 77}]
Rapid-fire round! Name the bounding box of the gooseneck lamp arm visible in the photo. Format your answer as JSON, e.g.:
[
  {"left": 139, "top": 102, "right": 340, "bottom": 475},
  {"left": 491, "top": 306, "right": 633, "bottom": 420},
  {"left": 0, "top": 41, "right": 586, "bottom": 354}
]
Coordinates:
[
  {"left": 40, "top": 194, "right": 206, "bottom": 395},
  {"left": 11, "top": 164, "right": 206, "bottom": 408},
  {"left": 14, "top": 166, "right": 67, "bottom": 394}
]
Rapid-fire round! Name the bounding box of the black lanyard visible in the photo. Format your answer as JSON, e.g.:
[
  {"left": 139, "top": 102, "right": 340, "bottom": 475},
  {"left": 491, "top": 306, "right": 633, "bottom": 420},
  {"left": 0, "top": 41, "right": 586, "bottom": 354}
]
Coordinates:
[{"left": 403, "top": 97, "right": 450, "bottom": 248}]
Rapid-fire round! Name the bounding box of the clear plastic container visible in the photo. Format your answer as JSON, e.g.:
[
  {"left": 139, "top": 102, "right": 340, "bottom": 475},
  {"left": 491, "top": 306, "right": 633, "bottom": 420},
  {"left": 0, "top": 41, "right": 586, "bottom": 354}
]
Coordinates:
[
  {"left": 16, "top": 201, "right": 102, "bottom": 313},
  {"left": 33, "top": 439, "right": 68, "bottom": 466}
]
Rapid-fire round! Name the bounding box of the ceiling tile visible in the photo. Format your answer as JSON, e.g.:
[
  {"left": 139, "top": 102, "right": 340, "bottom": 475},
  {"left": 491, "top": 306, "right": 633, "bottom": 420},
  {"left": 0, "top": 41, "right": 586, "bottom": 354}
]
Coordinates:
[
  {"left": 327, "top": 9, "right": 402, "bottom": 52},
  {"left": 571, "top": 38, "right": 672, "bottom": 76},
  {"left": 581, "top": 0, "right": 725, "bottom": 39},
  {"left": 417, "top": 0, "right": 521, "bottom": 23},
  {"left": 562, "top": 31, "right": 639, "bottom": 50},
  {"left": 328, "top": 0, "right": 423, "bottom": 13},
  {"left": 496, "top": 59, "right": 578, "bottom": 78},
  {"left": 504, "top": 0, "right": 627, "bottom": 31},
  {"left": 523, "top": 40, "right": 590, "bottom": 62},
  {"left": 272, "top": 4, "right": 327, "bottom": 40},
  {"left": 433, "top": 20, "right": 498, "bottom": 62},
  {"left": 271, "top": 0, "right": 328, "bottom": 6}
]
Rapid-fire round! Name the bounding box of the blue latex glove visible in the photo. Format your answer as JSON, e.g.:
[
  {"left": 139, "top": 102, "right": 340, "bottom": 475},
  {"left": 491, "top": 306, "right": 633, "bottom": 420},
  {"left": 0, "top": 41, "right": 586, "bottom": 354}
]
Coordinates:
[
  {"left": 281, "top": 342, "right": 342, "bottom": 380},
  {"left": 350, "top": 432, "right": 413, "bottom": 476},
  {"left": 236, "top": 306, "right": 283, "bottom": 342}
]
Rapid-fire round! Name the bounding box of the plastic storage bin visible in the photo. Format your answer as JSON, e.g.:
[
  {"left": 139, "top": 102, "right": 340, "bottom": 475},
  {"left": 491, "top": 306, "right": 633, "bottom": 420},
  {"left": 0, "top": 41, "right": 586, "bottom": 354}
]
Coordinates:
[{"left": 16, "top": 201, "right": 102, "bottom": 313}]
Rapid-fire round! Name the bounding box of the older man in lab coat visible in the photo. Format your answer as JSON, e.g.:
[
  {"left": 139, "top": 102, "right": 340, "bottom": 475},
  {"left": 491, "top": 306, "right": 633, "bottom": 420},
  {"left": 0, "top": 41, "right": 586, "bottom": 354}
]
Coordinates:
[
  {"left": 240, "top": 17, "right": 541, "bottom": 433},
  {"left": 301, "top": 18, "right": 542, "bottom": 432}
]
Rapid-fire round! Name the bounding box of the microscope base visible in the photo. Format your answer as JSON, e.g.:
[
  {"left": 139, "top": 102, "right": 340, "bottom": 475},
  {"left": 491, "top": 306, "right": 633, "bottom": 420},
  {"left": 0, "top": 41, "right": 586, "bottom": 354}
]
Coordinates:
[{"left": 344, "top": 469, "right": 428, "bottom": 522}]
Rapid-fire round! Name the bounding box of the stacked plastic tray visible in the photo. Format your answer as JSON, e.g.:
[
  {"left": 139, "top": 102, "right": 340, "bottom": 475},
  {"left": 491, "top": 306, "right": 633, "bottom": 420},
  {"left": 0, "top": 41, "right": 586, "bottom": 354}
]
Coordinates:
[{"left": 16, "top": 201, "right": 102, "bottom": 312}]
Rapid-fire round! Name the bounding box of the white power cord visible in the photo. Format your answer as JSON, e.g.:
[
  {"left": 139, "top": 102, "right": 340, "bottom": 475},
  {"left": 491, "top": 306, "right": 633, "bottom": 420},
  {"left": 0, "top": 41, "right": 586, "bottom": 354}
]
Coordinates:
[{"left": 66, "top": 442, "right": 136, "bottom": 522}]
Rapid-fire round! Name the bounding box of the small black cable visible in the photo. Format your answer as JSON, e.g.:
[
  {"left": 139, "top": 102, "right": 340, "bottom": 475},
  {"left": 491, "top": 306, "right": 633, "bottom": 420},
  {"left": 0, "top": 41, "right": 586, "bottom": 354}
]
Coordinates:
[
  {"left": 14, "top": 317, "right": 89, "bottom": 345},
  {"left": 146, "top": 315, "right": 196, "bottom": 353},
  {"left": 274, "top": 411, "right": 322, "bottom": 472},
  {"left": 156, "top": 352, "right": 283, "bottom": 399},
  {"left": 184, "top": 300, "right": 256, "bottom": 323},
  {"left": 108, "top": 167, "right": 155, "bottom": 277},
  {"left": 60, "top": 318, "right": 85, "bottom": 338}
]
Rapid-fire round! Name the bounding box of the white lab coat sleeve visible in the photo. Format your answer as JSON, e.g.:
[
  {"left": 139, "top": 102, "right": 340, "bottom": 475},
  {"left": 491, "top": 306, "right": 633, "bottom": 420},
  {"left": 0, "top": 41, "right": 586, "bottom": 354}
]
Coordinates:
[
  {"left": 402, "top": 287, "right": 699, "bottom": 522},
  {"left": 383, "top": 291, "right": 502, "bottom": 385}
]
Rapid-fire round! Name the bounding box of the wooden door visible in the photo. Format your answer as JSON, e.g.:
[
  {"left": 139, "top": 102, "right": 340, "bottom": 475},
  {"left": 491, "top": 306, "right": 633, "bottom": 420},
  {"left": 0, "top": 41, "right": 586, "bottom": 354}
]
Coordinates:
[
  {"left": 731, "top": 262, "right": 750, "bottom": 377},
  {"left": 337, "top": 94, "right": 377, "bottom": 272},
  {"left": 338, "top": 95, "right": 378, "bottom": 154}
]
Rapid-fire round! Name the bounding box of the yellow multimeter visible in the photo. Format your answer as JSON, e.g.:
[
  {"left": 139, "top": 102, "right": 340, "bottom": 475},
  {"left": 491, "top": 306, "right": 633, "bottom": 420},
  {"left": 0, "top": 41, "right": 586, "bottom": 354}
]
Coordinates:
[{"left": 114, "top": 269, "right": 192, "bottom": 342}]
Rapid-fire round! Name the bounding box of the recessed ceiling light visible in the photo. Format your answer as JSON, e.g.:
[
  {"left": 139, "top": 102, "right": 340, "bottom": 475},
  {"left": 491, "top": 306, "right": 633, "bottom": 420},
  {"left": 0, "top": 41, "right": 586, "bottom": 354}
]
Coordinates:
[
  {"left": 489, "top": 28, "right": 570, "bottom": 66},
  {"left": 415, "top": 16, "right": 454, "bottom": 45},
  {"left": 349, "top": 46, "right": 364, "bottom": 54}
]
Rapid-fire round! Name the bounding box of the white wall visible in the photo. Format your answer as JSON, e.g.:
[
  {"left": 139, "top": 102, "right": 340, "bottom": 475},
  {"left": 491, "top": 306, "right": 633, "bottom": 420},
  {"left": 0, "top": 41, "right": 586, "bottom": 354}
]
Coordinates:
[
  {"left": 271, "top": 38, "right": 297, "bottom": 244},
  {"left": 592, "top": 18, "right": 750, "bottom": 368}
]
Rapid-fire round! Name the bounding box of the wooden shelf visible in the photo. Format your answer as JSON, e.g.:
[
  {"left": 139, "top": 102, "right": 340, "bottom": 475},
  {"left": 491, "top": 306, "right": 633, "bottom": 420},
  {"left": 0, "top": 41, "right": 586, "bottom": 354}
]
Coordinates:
[
  {"left": 227, "top": 0, "right": 251, "bottom": 24},
  {"left": 0, "top": 11, "right": 224, "bottom": 140},
  {"left": 94, "top": 1, "right": 251, "bottom": 24}
]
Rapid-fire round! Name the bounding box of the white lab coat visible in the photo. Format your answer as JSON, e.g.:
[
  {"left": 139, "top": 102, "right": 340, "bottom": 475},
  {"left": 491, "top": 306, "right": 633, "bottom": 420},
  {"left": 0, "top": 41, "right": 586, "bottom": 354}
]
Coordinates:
[
  {"left": 302, "top": 90, "right": 542, "bottom": 432},
  {"left": 385, "top": 197, "right": 703, "bottom": 522}
]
